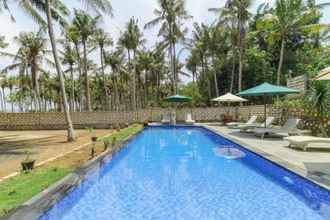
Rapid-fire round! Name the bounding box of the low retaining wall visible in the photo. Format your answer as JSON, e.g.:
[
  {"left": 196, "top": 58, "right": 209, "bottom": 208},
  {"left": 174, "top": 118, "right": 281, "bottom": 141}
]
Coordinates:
[{"left": 0, "top": 106, "right": 274, "bottom": 130}]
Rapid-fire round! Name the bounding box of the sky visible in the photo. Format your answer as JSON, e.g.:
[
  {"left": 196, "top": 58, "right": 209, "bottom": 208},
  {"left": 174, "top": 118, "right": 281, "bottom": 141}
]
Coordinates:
[{"left": 0, "top": 0, "right": 329, "bottom": 80}]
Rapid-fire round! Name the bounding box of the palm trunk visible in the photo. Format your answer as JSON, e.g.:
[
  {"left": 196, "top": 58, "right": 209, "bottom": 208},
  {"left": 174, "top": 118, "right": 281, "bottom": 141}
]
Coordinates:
[
  {"left": 45, "top": 0, "right": 75, "bottom": 141},
  {"left": 230, "top": 49, "right": 236, "bottom": 93},
  {"left": 238, "top": 46, "right": 243, "bottom": 92},
  {"left": 100, "top": 46, "right": 109, "bottom": 111},
  {"left": 70, "top": 65, "right": 74, "bottom": 112},
  {"left": 82, "top": 41, "right": 92, "bottom": 111},
  {"left": 169, "top": 23, "right": 176, "bottom": 94},
  {"left": 212, "top": 56, "right": 219, "bottom": 97},
  {"left": 173, "top": 41, "right": 177, "bottom": 94},
  {"left": 277, "top": 39, "right": 285, "bottom": 85},
  {"left": 0, "top": 89, "right": 4, "bottom": 111},
  {"left": 31, "top": 66, "right": 42, "bottom": 111},
  {"left": 74, "top": 43, "right": 84, "bottom": 112},
  {"left": 2, "top": 87, "right": 6, "bottom": 112},
  {"left": 238, "top": 20, "right": 244, "bottom": 92},
  {"left": 10, "top": 88, "right": 13, "bottom": 112}
]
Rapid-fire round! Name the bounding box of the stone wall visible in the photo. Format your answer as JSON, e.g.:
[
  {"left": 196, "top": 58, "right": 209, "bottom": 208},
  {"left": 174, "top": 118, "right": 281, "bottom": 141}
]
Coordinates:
[{"left": 0, "top": 105, "right": 278, "bottom": 130}]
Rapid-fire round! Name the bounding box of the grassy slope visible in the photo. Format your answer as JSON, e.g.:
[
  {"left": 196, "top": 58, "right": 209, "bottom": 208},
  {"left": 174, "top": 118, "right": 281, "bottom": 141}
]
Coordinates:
[{"left": 0, "top": 124, "right": 143, "bottom": 216}]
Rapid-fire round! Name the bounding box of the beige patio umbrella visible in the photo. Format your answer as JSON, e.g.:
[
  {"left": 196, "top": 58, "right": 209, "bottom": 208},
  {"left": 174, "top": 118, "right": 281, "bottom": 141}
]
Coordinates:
[
  {"left": 212, "top": 93, "right": 248, "bottom": 103},
  {"left": 314, "top": 67, "right": 330, "bottom": 81},
  {"left": 212, "top": 93, "right": 247, "bottom": 116}
]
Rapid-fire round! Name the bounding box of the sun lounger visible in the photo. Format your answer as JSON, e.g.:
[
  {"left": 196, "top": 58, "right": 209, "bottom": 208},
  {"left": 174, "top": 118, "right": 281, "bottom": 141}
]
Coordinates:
[
  {"left": 227, "top": 115, "right": 257, "bottom": 129},
  {"left": 253, "top": 118, "right": 301, "bottom": 139},
  {"left": 284, "top": 136, "right": 330, "bottom": 151},
  {"left": 185, "top": 113, "right": 195, "bottom": 125},
  {"left": 240, "top": 116, "right": 275, "bottom": 133},
  {"left": 161, "top": 114, "right": 171, "bottom": 124}
]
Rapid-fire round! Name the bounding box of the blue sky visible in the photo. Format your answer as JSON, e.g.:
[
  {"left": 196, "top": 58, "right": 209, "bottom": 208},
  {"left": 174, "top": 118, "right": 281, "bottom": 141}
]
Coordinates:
[{"left": 0, "top": 0, "right": 329, "bottom": 79}]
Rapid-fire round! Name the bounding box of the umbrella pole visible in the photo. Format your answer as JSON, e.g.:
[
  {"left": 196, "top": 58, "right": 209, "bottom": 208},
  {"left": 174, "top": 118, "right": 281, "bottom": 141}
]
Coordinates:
[{"left": 264, "top": 94, "right": 267, "bottom": 128}]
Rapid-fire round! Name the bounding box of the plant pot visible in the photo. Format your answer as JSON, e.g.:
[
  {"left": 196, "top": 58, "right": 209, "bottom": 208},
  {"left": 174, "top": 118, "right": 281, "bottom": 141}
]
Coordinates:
[
  {"left": 21, "top": 160, "right": 35, "bottom": 171},
  {"left": 103, "top": 141, "right": 110, "bottom": 151},
  {"left": 91, "top": 136, "right": 98, "bottom": 142}
]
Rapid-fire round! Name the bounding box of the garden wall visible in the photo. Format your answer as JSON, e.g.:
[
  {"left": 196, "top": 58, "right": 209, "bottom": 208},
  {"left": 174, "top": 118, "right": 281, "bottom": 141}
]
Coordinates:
[{"left": 0, "top": 105, "right": 276, "bottom": 130}]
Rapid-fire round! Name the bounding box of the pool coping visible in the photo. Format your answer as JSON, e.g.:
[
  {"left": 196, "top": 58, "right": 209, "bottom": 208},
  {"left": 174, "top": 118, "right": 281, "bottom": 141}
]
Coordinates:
[
  {"left": 202, "top": 125, "right": 330, "bottom": 191},
  {"left": 0, "top": 128, "right": 145, "bottom": 220}
]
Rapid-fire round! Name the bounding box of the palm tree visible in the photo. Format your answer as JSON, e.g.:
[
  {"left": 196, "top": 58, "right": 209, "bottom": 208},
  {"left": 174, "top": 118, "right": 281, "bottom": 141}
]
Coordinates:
[
  {"left": 92, "top": 28, "right": 112, "bottom": 110},
  {"left": 209, "top": 3, "right": 239, "bottom": 93},
  {"left": 72, "top": 10, "right": 101, "bottom": 112},
  {"left": 186, "top": 51, "right": 199, "bottom": 83},
  {"left": 119, "top": 18, "right": 144, "bottom": 110},
  {"left": 64, "top": 24, "right": 84, "bottom": 111},
  {"left": 6, "top": 76, "right": 16, "bottom": 112},
  {"left": 104, "top": 49, "right": 126, "bottom": 111},
  {"left": 0, "top": 31, "right": 51, "bottom": 111},
  {"left": 60, "top": 41, "right": 77, "bottom": 112},
  {"left": 10, "top": 0, "right": 113, "bottom": 140},
  {"left": 257, "top": 0, "right": 325, "bottom": 85},
  {"left": 145, "top": 0, "right": 191, "bottom": 94},
  {"left": 190, "top": 23, "right": 212, "bottom": 99}
]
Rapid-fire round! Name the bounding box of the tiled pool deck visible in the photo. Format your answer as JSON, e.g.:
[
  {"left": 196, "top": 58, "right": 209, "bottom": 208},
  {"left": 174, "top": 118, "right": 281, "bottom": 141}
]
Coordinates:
[{"left": 200, "top": 123, "right": 330, "bottom": 190}]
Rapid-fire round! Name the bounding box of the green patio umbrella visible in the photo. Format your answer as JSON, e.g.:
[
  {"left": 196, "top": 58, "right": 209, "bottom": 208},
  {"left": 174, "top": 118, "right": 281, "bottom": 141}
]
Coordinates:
[
  {"left": 237, "top": 82, "right": 300, "bottom": 127},
  {"left": 164, "top": 94, "right": 192, "bottom": 103},
  {"left": 164, "top": 95, "right": 192, "bottom": 124}
]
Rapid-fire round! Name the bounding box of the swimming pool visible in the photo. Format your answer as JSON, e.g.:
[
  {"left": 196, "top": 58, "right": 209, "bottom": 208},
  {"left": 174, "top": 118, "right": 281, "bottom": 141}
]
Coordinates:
[{"left": 39, "top": 126, "right": 330, "bottom": 220}]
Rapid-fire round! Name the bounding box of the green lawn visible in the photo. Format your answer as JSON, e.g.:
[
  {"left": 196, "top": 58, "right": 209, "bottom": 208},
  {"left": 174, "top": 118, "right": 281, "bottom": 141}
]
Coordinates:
[
  {"left": 101, "top": 124, "right": 143, "bottom": 143},
  {"left": 0, "top": 124, "right": 143, "bottom": 216},
  {"left": 0, "top": 167, "right": 70, "bottom": 215}
]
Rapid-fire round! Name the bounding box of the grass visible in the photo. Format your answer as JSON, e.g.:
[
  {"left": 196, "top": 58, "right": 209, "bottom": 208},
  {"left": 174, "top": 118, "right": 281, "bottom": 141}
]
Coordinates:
[
  {"left": 101, "top": 124, "right": 143, "bottom": 143},
  {"left": 0, "top": 124, "right": 143, "bottom": 216},
  {"left": 0, "top": 167, "right": 70, "bottom": 215}
]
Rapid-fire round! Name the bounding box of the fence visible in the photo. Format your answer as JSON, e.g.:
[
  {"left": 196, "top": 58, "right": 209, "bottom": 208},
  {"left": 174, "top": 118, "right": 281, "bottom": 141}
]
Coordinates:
[{"left": 0, "top": 105, "right": 276, "bottom": 130}]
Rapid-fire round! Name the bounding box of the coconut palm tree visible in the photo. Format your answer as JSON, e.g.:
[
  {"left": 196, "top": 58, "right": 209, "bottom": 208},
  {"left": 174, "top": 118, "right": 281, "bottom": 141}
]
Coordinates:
[
  {"left": 6, "top": 0, "right": 113, "bottom": 140},
  {"left": 0, "top": 31, "right": 51, "bottom": 111},
  {"left": 119, "top": 18, "right": 145, "bottom": 110},
  {"left": 60, "top": 41, "right": 77, "bottom": 111},
  {"left": 104, "top": 49, "right": 126, "bottom": 111},
  {"left": 257, "top": 0, "right": 326, "bottom": 85},
  {"left": 145, "top": 0, "right": 191, "bottom": 94},
  {"left": 92, "top": 28, "right": 112, "bottom": 110},
  {"left": 63, "top": 24, "right": 84, "bottom": 111},
  {"left": 72, "top": 10, "right": 101, "bottom": 111}
]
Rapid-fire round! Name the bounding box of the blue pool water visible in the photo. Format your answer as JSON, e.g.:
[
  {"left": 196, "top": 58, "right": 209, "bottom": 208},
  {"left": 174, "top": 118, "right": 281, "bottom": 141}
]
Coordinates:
[{"left": 40, "top": 126, "right": 330, "bottom": 220}]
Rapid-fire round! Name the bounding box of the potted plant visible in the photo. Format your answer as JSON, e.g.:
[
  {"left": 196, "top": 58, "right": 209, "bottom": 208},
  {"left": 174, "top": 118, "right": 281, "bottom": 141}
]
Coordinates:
[
  {"left": 111, "top": 136, "right": 117, "bottom": 151},
  {"left": 86, "top": 127, "right": 97, "bottom": 142},
  {"left": 103, "top": 138, "right": 110, "bottom": 151},
  {"left": 21, "top": 150, "right": 35, "bottom": 171}
]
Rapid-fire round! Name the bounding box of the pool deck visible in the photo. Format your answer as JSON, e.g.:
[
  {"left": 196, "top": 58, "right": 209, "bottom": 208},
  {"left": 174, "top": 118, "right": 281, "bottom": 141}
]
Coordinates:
[{"left": 200, "top": 123, "right": 330, "bottom": 190}]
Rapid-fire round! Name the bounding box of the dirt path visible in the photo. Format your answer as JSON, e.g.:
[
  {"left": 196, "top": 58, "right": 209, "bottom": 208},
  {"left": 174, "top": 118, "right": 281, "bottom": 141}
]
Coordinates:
[{"left": 0, "top": 129, "right": 112, "bottom": 178}]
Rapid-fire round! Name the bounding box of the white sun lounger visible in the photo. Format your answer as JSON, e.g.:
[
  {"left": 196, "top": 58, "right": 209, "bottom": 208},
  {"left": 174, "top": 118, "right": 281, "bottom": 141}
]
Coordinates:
[
  {"left": 240, "top": 116, "right": 275, "bottom": 133},
  {"left": 161, "top": 114, "right": 171, "bottom": 124},
  {"left": 284, "top": 136, "right": 330, "bottom": 151},
  {"left": 227, "top": 115, "right": 258, "bottom": 129},
  {"left": 253, "top": 118, "right": 301, "bottom": 139},
  {"left": 185, "top": 113, "right": 195, "bottom": 125}
]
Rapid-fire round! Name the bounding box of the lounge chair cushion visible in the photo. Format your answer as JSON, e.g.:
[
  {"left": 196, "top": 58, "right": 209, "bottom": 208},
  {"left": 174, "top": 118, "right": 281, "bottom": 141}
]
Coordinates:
[{"left": 284, "top": 136, "right": 330, "bottom": 151}]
